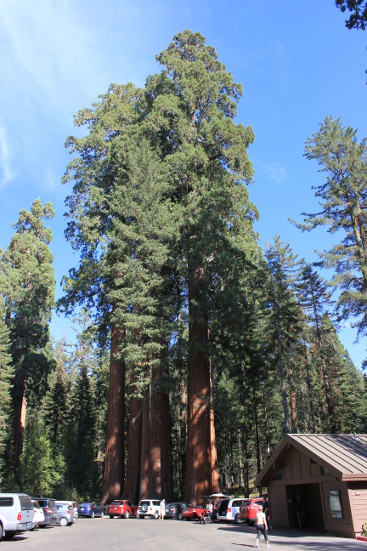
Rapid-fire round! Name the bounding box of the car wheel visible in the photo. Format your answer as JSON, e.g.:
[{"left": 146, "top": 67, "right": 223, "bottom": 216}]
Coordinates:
[
  {"left": 59, "top": 517, "right": 68, "bottom": 527},
  {"left": 0, "top": 522, "right": 3, "bottom": 542},
  {"left": 110, "top": 515, "right": 114, "bottom": 519},
  {"left": 154, "top": 511, "right": 159, "bottom": 519},
  {"left": 177, "top": 512, "right": 183, "bottom": 520},
  {"left": 91, "top": 512, "right": 95, "bottom": 519},
  {"left": 124, "top": 511, "right": 130, "bottom": 519},
  {"left": 235, "top": 513, "right": 241, "bottom": 524},
  {"left": 141, "top": 505, "right": 148, "bottom": 513}
]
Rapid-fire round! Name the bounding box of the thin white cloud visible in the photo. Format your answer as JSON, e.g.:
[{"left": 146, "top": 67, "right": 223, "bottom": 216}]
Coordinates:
[
  {"left": 258, "top": 161, "right": 288, "bottom": 184},
  {"left": 0, "top": 1, "right": 95, "bottom": 118},
  {"left": 0, "top": 125, "right": 17, "bottom": 188}
]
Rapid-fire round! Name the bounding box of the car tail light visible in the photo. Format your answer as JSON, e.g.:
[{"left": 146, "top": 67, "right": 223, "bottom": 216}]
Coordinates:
[
  {"left": 45, "top": 507, "right": 52, "bottom": 514},
  {"left": 149, "top": 506, "right": 152, "bottom": 510},
  {"left": 227, "top": 507, "right": 231, "bottom": 512},
  {"left": 17, "top": 512, "right": 22, "bottom": 521}
]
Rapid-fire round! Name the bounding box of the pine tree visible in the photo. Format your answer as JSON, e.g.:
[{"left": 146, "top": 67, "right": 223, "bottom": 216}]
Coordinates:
[
  {"left": 19, "top": 413, "right": 61, "bottom": 496},
  {"left": 0, "top": 296, "right": 13, "bottom": 484},
  {"left": 0, "top": 200, "right": 55, "bottom": 469},
  {"left": 265, "top": 237, "right": 304, "bottom": 434},
  {"left": 296, "top": 116, "right": 367, "bottom": 341}
]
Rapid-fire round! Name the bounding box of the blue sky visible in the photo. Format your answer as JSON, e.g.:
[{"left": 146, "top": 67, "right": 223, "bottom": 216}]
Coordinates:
[{"left": 1, "top": 0, "right": 366, "bottom": 366}]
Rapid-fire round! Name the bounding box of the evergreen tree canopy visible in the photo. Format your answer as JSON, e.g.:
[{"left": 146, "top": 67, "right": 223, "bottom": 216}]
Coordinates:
[{"left": 295, "top": 116, "right": 367, "bottom": 338}]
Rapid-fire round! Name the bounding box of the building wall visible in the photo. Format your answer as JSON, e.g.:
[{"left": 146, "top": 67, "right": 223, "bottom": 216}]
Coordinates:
[
  {"left": 347, "top": 482, "right": 367, "bottom": 537},
  {"left": 268, "top": 480, "right": 288, "bottom": 526},
  {"left": 267, "top": 446, "right": 356, "bottom": 537},
  {"left": 320, "top": 479, "right": 354, "bottom": 537}
]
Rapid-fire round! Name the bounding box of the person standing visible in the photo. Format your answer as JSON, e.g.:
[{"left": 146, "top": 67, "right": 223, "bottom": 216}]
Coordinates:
[
  {"left": 160, "top": 499, "right": 166, "bottom": 520},
  {"left": 255, "top": 505, "right": 270, "bottom": 549},
  {"left": 206, "top": 500, "right": 213, "bottom": 522},
  {"left": 263, "top": 497, "right": 271, "bottom": 532},
  {"left": 294, "top": 495, "right": 303, "bottom": 528}
]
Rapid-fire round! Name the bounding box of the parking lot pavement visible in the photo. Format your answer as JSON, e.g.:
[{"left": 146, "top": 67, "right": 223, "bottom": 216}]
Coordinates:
[{"left": 1, "top": 517, "right": 365, "bottom": 550}]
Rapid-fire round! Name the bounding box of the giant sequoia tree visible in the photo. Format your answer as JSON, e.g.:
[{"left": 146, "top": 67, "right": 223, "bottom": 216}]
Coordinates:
[
  {"left": 155, "top": 31, "right": 256, "bottom": 503},
  {"left": 62, "top": 30, "right": 257, "bottom": 504}
]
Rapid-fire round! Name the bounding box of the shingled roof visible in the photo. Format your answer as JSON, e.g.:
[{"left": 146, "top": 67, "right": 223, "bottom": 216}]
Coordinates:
[{"left": 255, "top": 434, "right": 367, "bottom": 486}]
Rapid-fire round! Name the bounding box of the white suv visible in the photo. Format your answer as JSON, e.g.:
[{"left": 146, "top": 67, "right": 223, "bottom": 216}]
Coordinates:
[
  {"left": 137, "top": 499, "right": 161, "bottom": 519},
  {"left": 0, "top": 493, "right": 34, "bottom": 540}
]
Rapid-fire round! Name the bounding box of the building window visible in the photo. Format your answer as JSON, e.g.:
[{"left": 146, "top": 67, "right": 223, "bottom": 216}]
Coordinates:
[{"left": 329, "top": 490, "right": 343, "bottom": 519}]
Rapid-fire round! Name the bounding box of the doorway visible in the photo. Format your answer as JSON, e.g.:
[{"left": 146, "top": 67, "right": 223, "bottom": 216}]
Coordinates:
[{"left": 286, "top": 483, "right": 325, "bottom": 529}]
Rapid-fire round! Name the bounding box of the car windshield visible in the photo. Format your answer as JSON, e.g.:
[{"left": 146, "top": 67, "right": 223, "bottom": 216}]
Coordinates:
[
  {"left": 111, "top": 501, "right": 123, "bottom": 505},
  {"left": 242, "top": 501, "right": 252, "bottom": 507},
  {"left": 139, "top": 501, "right": 150, "bottom": 506}
]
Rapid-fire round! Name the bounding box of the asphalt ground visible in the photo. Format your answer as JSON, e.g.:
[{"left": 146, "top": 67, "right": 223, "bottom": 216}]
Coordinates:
[{"left": 1, "top": 516, "right": 366, "bottom": 550}]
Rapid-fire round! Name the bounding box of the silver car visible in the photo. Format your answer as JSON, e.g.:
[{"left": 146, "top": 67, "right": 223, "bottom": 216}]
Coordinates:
[{"left": 56, "top": 503, "right": 75, "bottom": 526}]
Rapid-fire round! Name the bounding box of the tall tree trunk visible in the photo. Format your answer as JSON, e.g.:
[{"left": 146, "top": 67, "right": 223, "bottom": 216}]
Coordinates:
[
  {"left": 209, "top": 344, "right": 220, "bottom": 492},
  {"left": 289, "top": 362, "right": 297, "bottom": 433},
  {"left": 12, "top": 382, "right": 26, "bottom": 469},
  {"left": 148, "top": 359, "right": 171, "bottom": 498},
  {"left": 252, "top": 383, "right": 261, "bottom": 474},
  {"left": 123, "top": 395, "right": 142, "bottom": 504},
  {"left": 180, "top": 378, "right": 187, "bottom": 494},
  {"left": 101, "top": 323, "right": 125, "bottom": 504},
  {"left": 139, "top": 389, "right": 150, "bottom": 498},
  {"left": 184, "top": 261, "right": 211, "bottom": 504}
]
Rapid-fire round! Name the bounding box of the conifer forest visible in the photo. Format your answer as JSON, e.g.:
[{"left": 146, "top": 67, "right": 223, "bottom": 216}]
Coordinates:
[{"left": 1, "top": 28, "right": 367, "bottom": 506}]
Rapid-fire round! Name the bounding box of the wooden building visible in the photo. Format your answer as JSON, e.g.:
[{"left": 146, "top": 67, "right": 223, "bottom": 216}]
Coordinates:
[{"left": 255, "top": 434, "right": 367, "bottom": 538}]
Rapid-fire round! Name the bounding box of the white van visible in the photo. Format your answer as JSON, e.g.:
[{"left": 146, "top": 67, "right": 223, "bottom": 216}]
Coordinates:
[
  {"left": 0, "top": 493, "right": 34, "bottom": 540},
  {"left": 215, "top": 497, "right": 246, "bottom": 523}
]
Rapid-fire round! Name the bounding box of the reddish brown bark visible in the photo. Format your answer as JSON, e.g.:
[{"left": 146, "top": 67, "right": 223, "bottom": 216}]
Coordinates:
[
  {"left": 148, "top": 362, "right": 171, "bottom": 498},
  {"left": 184, "top": 263, "right": 212, "bottom": 505},
  {"left": 122, "top": 395, "right": 142, "bottom": 504},
  {"left": 139, "top": 389, "right": 150, "bottom": 498},
  {"left": 101, "top": 323, "right": 125, "bottom": 504},
  {"left": 209, "top": 353, "right": 220, "bottom": 492},
  {"left": 12, "top": 384, "right": 26, "bottom": 468}
]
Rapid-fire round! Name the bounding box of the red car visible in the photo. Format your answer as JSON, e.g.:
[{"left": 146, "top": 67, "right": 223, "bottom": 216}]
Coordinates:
[
  {"left": 108, "top": 500, "right": 138, "bottom": 519},
  {"left": 239, "top": 498, "right": 266, "bottom": 525},
  {"left": 181, "top": 504, "right": 206, "bottom": 520}
]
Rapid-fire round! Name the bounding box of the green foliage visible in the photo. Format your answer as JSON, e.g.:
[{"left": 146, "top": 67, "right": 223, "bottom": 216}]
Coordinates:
[
  {"left": 335, "top": 0, "right": 367, "bottom": 30},
  {"left": 20, "top": 413, "right": 63, "bottom": 496},
  {"left": 296, "top": 117, "right": 367, "bottom": 341},
  {"left": 0, "top": 296, "right": 13, "bottom": 484}
]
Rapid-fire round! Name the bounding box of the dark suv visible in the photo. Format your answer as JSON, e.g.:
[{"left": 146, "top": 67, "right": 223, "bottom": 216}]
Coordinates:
[{"left": 32, "top": 497, "right": 58, "bottom": 526}]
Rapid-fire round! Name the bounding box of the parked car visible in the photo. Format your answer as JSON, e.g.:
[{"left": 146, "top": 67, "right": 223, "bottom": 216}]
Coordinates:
[
  {"left": 108, "top": 500, "right": 138, "bottom": 519},
  {"left": 56, "top": 503, "right": 76, "bottom": 526},
  {"left": 181, "top": 504, "right": 206, "bottom": 520},
  {"left": 239, "top": 497, "right": 266, "bottom": 525},
  {"left": 215, "top": 497, "right": 245, "bottom": 523},
  {"left": 56, "top": 500, "right": 78, "bottom": 518},
  {"left": 165, "top": 502, "right": 190, "bottom": 520},
  {"left": 0, "top": 493, "right": 34, "bottom": 540},
  {"left": 137, "top": 499, "right": 161, "bottom": 519},
  {"left": 31, "top": 500, "right": 45, "bottom": 529},
  {"left": 32, "top": 497, "right": 58, "bottom": 526},
  {"left": 77, "top": 502, "right": 104, "bottom": 518}
]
